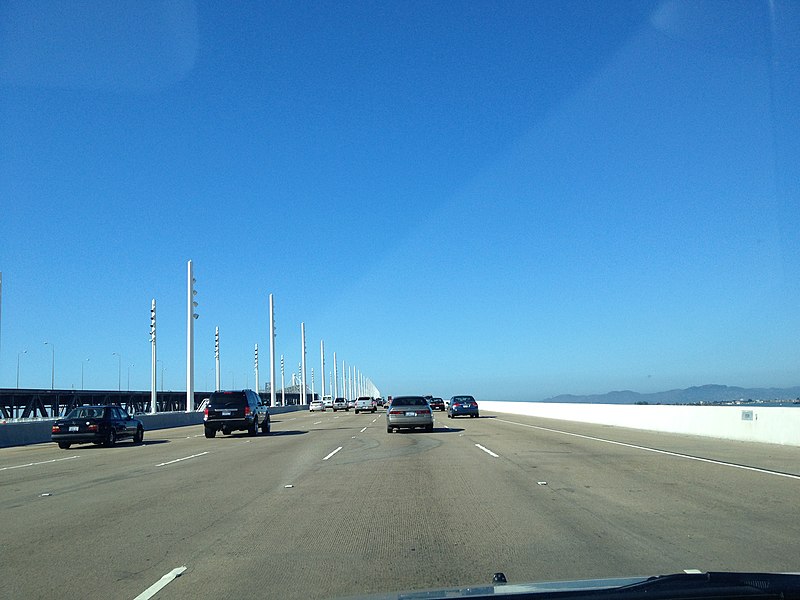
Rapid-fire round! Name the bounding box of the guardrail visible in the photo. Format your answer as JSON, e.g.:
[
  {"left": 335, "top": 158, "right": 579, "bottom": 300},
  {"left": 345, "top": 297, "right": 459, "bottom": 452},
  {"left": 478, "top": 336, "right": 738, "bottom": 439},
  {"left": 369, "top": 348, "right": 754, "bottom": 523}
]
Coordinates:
[
  {"left": 481, "top": 401, "right": 800, "bottom": 447},
  {"left": 0, "top": 405, "right": 308, "bottom": 449}
]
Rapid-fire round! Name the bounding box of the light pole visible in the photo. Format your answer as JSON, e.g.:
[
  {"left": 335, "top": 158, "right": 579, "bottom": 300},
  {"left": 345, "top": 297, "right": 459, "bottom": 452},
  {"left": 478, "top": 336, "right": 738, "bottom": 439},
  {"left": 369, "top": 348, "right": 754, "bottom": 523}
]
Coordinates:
[
  {"left": 112, "top": 352, "right": 121, "bottom": 391},
  {"left": 44, "top": 341, "right": 55, "bottom": 390},
  {"left": 320, "top": 340, "right": 325, "bottom": 403},
  {"left": 186, "top": 259, "right": 198, "bottom": 412},
  {"left": 81, "top": 358, "right": 89, "bottom": 390},
  {"left": 16, "top": 349, "right": 27, "bottom": 389},
  {"left": 214, "top": 327, "right": 220, "bottom": 392},
  {"left": 300, "top": 322, "right": 307, "bottom": 406},
  {"left": 280, "top": 354, "right": 285, "bottom": 406},
  {"left": 150, "top": 298, "right": 157, "bottom": 414},
  {"left": 269, "top": 294, "right": 276, "bottom": 409}
]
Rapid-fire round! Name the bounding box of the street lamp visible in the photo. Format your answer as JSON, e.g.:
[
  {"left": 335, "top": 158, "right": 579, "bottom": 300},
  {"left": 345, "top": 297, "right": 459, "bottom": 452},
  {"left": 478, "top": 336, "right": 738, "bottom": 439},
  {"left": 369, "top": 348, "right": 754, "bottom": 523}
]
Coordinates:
[
  {"left": 16, "top": 350, "right": 27, "bottom": 389},
  {"left": 44, "top": 341, "right": 55, "bottom": 390},
  {"left": 112, "top": 352, "right": 121, "bottom": 391},
  {"left": 81, "top": 358, "right": 90, "bottom": 390}
]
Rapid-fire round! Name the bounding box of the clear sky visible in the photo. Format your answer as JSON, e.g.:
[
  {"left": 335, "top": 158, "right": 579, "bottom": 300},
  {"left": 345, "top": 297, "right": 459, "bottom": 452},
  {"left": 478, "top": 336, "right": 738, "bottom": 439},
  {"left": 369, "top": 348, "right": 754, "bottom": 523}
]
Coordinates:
[{"left": 1, "top": 1, "right": 798, "bottom": 400}]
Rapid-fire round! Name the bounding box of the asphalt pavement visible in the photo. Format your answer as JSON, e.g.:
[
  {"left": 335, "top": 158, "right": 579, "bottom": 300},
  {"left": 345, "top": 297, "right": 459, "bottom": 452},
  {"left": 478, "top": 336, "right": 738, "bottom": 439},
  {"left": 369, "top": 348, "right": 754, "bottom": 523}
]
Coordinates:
[{"left": 1, "top": 408, "right": 799, "bottom": 599}]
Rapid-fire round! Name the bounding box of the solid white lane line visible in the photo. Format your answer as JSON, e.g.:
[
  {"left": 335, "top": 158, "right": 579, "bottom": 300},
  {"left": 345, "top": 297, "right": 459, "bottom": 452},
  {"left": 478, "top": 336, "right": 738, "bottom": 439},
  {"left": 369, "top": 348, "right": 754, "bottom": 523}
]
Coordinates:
[
  {"left": 323, "top": 446, "right": 343, "bottom": 461},
  {"left": 133, "top": 566, "right": 187, "bottom": 600},
  {"left": 496, "top": 418, "right": 800, "bottom": 481},
  {"left": 313, "top": 421, "right": 322, "bottom": 425},
  {"left": 0, "top": 455, "right": 79, "bottom": 472},
  {"left": 360, "top": 427, "right": 367, "bottom": 433},
  {"left": 156, "top": 452, "right": 208, "bottom": 467},
  {"left": 475, "top": 443, "right": 499, "bottom": 458}
]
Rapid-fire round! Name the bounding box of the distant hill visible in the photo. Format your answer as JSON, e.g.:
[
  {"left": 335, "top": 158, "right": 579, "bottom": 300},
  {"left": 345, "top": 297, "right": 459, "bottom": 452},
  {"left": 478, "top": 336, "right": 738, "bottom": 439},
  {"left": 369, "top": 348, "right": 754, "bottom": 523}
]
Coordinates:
[{"left": 540, "top": 384, "right": 800, "bottom": 405}]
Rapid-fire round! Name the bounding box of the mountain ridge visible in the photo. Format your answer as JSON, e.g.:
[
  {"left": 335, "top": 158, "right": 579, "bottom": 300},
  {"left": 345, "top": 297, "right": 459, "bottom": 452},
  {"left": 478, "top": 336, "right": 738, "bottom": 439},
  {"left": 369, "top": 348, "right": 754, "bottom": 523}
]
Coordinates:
[{"left": 539, "top": 384, "right": 800, "bottom": 404}]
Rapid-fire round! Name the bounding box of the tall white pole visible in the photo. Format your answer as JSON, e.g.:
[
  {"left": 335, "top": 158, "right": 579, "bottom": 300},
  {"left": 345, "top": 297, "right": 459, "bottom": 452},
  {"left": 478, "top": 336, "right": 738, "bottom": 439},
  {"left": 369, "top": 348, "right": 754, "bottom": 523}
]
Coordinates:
[
  {"left": 280, "top": 354, "right": 285, "bottom": 406},
  {"left": 300, "top": 322, "right": 307, "bottom": 405},
  {"left": 186, "top": 259, "right": 197, "bottom": 412},
  {"left": 343, "top": 359, "right": 347, "bottom": 401},
  {"left": 311, "top": 367, "right": 315, "bottom": 401},
  {"left": 254, "top": 343, "right": 259, "bottom": 394},
  {"left": 214, "top": 327, "right": 220, "bottom": 391},
  {"left": 329, "top": 371, "right": 332, "bottom": 400},
  {"left": 320, "top": 340, "right": 325, "bottom": 402},
  {"left": 150, "top": 299, "right": 157, "bottom": 414},
  {"left": 269, "top": 294, "right": 276, "bottom": 408},
  {"left": 333, "top": 352, "right": 338, "bottom": 399}
]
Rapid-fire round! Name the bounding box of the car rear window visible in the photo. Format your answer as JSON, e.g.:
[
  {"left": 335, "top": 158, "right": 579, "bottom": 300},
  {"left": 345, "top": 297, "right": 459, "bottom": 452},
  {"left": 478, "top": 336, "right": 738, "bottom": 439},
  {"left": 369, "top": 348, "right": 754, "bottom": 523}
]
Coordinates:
[
  {"left": 391, "top": 397, "right": 427, "bottom": 406},
  {"left": 67, "top": 407, "right": 105, "bottom": 419},
  {"left": 209, "top": 392, "right": 247, "bottom": 408}
]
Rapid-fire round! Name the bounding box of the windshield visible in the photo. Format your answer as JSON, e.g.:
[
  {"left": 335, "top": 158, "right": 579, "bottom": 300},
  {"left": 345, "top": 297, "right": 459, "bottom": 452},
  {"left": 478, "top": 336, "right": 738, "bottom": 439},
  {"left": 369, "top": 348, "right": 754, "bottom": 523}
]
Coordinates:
[{"left": 2, "top": 2, "right": 799, "bottom": 599}]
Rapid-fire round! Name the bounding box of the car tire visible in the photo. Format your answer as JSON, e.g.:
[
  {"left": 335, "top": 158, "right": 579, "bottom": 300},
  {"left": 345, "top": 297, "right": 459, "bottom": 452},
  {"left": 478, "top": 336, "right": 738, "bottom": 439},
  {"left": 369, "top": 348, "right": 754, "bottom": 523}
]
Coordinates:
[
  {"left": 249, "top": 418, "right": 259, "bottom": 436},
  {"left": 133, "top": 426, "right": 144, "bottom": 444},
  {"left": 57, "top": 441, "right": 71, "bottom": 449},
  {"left": 222, "top": 427, "right": 231, "bottom": 436},
  {"left": 204, "top": 426, "right": 216, "bottom": 438},
  {"left": 387, "top": 426, "right": 393, "bottom": 433},
  {"left": 426, "top": 424, "right": 433, "bottom": 432},
  {"left": 355, "top": 410, "right": 359, "bottom": 414},
  {"left": 261, "top": 419, "right": 270, "bottom": 434},
  {"left": 104, "top": 430, "right": 116, "bottom": 447}
]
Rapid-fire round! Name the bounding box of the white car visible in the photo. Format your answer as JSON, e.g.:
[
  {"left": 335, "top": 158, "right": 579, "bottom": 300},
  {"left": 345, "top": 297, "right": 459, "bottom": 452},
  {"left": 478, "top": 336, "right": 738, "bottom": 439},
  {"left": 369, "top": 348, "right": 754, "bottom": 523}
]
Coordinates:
[
  {"left": 309, "top": 399, "right": 326, "bottom": 412},
  {"left": 332, "top": 397, "right": 348, "bottom": 412},
  {"left": 355, "top": 397, "right": 376, "bottom": 414},
  {"left": 323, "top": 396, "right": 333, "bottom": 409}
]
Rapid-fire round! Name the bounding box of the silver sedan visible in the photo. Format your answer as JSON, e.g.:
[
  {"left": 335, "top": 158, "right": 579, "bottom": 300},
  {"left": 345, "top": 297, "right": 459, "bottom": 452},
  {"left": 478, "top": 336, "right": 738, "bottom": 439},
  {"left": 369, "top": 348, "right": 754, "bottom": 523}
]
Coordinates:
[{"left": 386, "top": 396, "right": 434, "bottom": 433}]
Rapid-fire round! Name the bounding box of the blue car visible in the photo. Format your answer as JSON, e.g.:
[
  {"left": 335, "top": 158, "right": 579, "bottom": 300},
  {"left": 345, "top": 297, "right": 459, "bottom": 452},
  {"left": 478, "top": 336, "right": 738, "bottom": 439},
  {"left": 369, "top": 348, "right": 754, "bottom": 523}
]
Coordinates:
[{"left": 447, "top": 396, "right": 479, "bottom": 418}]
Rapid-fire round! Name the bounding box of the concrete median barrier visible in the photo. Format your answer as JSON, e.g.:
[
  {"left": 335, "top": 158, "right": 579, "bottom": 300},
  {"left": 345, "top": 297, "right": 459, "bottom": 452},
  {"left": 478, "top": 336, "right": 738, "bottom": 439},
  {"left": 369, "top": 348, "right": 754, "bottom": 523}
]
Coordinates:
[{"left": 0, "top": 405, "right": 307, "bottom": 448}]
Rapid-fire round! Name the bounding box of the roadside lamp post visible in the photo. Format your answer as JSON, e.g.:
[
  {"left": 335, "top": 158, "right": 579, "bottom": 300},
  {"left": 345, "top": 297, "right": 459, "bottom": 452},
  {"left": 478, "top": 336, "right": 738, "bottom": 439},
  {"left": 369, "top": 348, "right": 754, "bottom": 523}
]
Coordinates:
[
  {"left": 16, "top": 349, "right": 27, "bottom": 388},
  {"left": 81, "top": 358, "right": 90, "bottom": 390},
  {"left": 112, "top": 352, "right": 121, "bottom": 391}
]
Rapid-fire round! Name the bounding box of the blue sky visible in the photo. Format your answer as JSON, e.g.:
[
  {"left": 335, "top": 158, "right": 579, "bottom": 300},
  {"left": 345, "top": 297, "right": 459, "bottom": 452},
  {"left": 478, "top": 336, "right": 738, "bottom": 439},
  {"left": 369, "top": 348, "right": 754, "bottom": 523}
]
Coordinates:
[{"left": 1, "top": 1, "right": 798, "bottom": 400}]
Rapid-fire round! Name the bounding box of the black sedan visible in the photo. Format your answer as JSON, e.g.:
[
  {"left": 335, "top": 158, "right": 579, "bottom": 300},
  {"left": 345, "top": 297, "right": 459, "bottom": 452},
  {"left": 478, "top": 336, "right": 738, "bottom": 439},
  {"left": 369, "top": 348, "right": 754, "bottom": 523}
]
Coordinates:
[
  {"left": 51, "top": 405, "right": 144, "bottom": 449},
  {"left": 428, "top": 397, "right": 446, "bottom": 411}
]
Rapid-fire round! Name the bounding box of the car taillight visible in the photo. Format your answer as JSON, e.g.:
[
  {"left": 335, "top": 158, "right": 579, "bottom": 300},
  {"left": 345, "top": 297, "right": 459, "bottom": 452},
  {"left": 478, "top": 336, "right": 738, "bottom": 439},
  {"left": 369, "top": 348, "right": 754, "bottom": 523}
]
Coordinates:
[
  {"left": 418, "top": 409, "right": 431, "bottom": 415},
  {"left": 87, "top": 424, "right": 99, "bottom": 432},
  {"left": 389, "top": 410, "right": 403, "bottom": 415},
  {"left": 204, "top": 407, "right": 209, "bottom": 420},
  {"left": 52, "top": 425, "right": 60, "bottom": 433},
  {"left": 244, "top": 406, "right": 251, "bottom": 416}
]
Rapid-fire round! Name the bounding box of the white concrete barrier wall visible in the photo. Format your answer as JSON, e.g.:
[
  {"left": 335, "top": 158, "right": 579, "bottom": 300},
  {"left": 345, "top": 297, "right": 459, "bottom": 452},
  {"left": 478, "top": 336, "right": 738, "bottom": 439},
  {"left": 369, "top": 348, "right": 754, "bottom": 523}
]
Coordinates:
[{"left": 481, "top": 401, "right": 800, "bottom": 447}]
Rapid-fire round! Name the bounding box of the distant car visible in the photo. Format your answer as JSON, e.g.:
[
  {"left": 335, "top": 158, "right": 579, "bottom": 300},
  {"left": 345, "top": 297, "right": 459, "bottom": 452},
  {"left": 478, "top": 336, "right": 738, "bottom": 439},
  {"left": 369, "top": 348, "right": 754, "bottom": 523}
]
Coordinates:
[
  {"left": 387, "top": 396, "right": 433, "bottom": 433},
  {"left": 309, "top": 399, "right": 326, "bottom": 412},
  {"left": 448, "top": 395, "right": 479, "bottom": 418},
  {"left": 51, "top": 405, "right": 144, "bottom": 449},
  {"left": 428, "top": 397, "right": 445, "bottom": 411},
  {"left": 347, "top": 398, "right": 357, "bottom": 409},
  {"left": 323, "top": 396, "right": 333, "bottom": 409},
  {"left": 333, "top": 397, "right": 348, "bottom": 412},
  {"left": 355, "top": 397, "right": 376, "bottom": 413},
  {"left": 204, "top": 389, "right": 270, "bottom": 437},
  {"left": 374, "top": 397, "right": 384, "bottom": 407}
]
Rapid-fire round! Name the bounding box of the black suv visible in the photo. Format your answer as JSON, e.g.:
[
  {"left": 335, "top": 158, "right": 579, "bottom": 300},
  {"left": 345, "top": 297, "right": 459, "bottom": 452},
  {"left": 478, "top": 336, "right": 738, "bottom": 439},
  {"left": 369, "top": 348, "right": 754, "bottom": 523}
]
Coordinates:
[{"left": 204, "top": 390, "right": 270, "bottom": 438}]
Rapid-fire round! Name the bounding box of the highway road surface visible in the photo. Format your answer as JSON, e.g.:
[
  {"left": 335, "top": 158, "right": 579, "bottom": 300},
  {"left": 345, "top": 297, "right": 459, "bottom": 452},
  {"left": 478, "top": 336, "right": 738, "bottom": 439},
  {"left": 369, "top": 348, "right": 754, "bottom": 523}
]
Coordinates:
[{"left": 1, "top": 408, "right": 799, "bottom": 599}]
